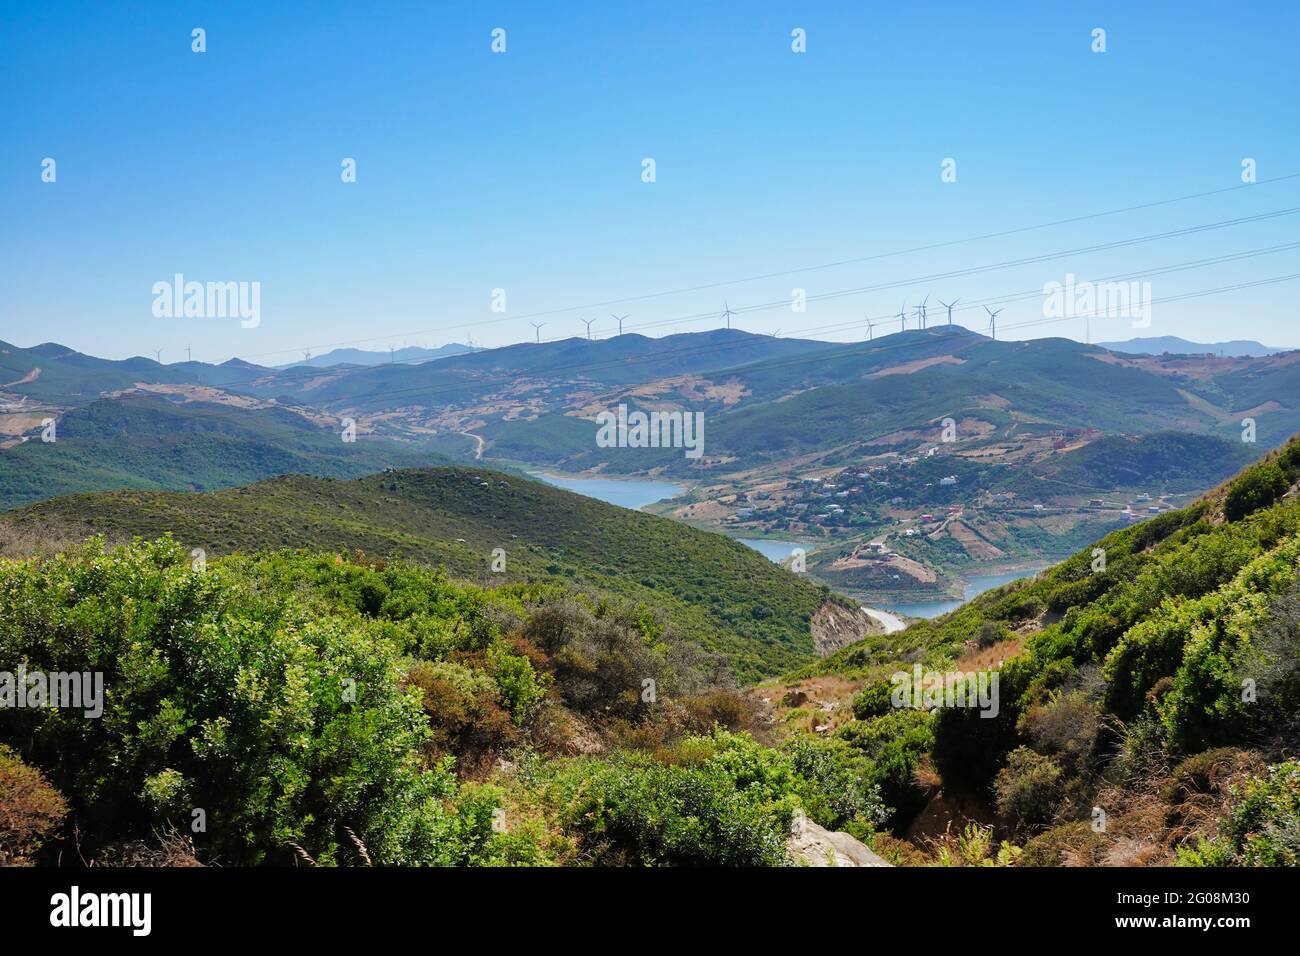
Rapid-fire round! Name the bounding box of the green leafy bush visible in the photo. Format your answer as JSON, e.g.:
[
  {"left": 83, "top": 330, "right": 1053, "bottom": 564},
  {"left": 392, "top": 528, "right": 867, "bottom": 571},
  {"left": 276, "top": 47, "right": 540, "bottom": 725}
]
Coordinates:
[
  {"left": 0, "top": 538, "right": 483, "bottom": 865},
  {"left": 552, "top": 731, "right": 797, "bottom": 866},
  {"left": 1224, "top": 461, "right": 1290, "bottom": 522},
  {"left": 1179, "top": 761, "right": 1300, "bottom": 866},
  {"left": 994, "top": 746, "right": 1064, "bottom": 830}
]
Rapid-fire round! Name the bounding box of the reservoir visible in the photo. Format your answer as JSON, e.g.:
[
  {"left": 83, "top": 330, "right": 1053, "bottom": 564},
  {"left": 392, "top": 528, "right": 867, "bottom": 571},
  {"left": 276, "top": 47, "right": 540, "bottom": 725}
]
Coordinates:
[
  {"left": 529, "top": 472, "right": 685, "bottom": 512},
  {"left": 885, "top": 568, "right": 1045, "bottom": 619}
]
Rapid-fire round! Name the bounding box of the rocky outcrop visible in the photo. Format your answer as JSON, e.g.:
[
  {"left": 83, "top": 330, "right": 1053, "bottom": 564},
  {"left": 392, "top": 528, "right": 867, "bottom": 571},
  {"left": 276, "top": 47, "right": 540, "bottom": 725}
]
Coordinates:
[
  {"left": 788, "top": 820, "right": 892, "bottom": 867},
  {"left": 810, "top": 600, "right": 880, "bottom": 656}
]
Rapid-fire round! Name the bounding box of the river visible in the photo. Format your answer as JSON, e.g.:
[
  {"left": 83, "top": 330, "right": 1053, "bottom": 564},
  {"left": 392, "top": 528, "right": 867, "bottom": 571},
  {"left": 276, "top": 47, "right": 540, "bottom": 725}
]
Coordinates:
[{"left": 885, "top": 568, "right": 1045, "bottom": 619}]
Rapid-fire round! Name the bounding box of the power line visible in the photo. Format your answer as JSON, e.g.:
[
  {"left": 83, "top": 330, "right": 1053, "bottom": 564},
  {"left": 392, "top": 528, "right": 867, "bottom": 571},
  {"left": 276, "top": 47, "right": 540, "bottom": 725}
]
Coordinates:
[
  {"left": 232, "top": 271, "right": 1300, "bottom": 414},
  {"left": 232, "top": 172, "right": 1300, "bottom": 362},
  {"left": 136, "top": 240, "right": 1300, "bottom": 402}
]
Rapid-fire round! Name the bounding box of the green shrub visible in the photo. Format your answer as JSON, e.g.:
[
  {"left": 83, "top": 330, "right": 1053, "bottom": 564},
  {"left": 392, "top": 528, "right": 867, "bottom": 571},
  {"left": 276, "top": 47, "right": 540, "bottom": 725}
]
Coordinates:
[
  {"left": 1224, "top": 462, "right": 1290, "bottom": 522},
  {"left": 553, "top": 731, "right": 797, "bottom": 866},
  {"left": 0, "top": 538, "right": 462, "bottom": 865},
  {"left": 1178, "top": 761, "right": 1300, "bottom": 866},
  {"left": 851, "top": 679, "right": 895, "bottom": 720},
  {"left": 994, "top": 747, "right": 1064, "bottom": 830}
]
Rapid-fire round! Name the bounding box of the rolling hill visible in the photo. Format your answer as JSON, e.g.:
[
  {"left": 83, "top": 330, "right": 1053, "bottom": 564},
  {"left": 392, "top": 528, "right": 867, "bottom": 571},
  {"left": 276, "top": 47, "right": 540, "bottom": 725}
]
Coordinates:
[
  {"left": 0, "top": 393, "right": 445, "bottom": 510},
  {"left": 1098, "top": 335, "right": 1293, "bottom": 357},
  {"left": 0, "top": 339, "right": 271, "bottom": 406},
  {"left": 0, "top": 465, "right": 862, "bottom": 679},
  {"left": 773, "top": 433, "right": 1300, "bottom": 864},
  {"left": 273, "top": 343, "right": 481, "bottom": 369}
]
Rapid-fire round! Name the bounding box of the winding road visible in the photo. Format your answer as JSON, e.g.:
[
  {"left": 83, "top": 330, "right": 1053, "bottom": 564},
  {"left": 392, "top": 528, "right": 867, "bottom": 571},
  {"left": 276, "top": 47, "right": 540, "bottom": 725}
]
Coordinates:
[{"left": 458, "top": 430, "right": 485, "bottom": 460}]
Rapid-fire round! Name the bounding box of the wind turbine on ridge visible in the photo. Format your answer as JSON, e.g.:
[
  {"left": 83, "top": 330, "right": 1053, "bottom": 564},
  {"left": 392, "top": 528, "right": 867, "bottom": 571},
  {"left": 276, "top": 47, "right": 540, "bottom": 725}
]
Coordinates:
[
  {"left": 896, "top": 302, "right": 908, "bottom": 332},
  {"left": 985, "top": 306, "right": 1003, "bottom": 340},
  {"left": 720, "top": 301, "right": 737, "bottom": 330},
  {"left": 529, "top": 322, "right": 546, "bottom": 343},
  {"left": 611, "top": 313, "right": 629, "bottom": 336},
  {"left": 938, "top": 298, "right": 959, "bottom": 326},
  {"left": 915, "top": 295, "right": 930, "bottom": 329},
  {"left": 581, "top": 317, "right": 596, "bottom": 339}
]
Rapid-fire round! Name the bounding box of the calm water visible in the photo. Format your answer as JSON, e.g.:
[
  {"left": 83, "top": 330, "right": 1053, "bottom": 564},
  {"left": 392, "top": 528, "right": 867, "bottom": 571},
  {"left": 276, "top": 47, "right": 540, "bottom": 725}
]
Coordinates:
[
  {"left": 886, "top": 568, "right": 1045, "bottom": 619},
  {"left": 737, "top": 538, "right": 807, "bottom": 562},
  {"left": 529, "top": 472, "right": 685, "bottom": 511}
]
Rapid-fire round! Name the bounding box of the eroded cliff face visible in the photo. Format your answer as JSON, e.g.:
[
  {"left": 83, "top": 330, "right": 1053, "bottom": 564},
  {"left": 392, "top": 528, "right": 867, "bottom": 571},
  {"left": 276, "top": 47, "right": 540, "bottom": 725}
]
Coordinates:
[{"left": 810, "top": 600, "right": 880, "bottom": 656}]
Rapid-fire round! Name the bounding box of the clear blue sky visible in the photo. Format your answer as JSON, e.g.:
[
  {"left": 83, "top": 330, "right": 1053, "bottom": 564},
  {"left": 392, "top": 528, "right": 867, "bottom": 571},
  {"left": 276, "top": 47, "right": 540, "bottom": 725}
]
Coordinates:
[{"left": 3, "top": 0, "right": 1298, "bottom": 363}]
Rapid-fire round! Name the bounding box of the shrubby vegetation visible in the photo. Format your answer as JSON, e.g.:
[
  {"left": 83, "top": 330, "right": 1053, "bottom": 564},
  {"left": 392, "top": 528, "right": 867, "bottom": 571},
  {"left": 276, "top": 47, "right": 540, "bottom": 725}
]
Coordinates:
[
  {"left": 0, "top": 538, "right": 855, "bottom": 866},
  {"left": 1178, "top": 760, "right": 1300, "bottom": 866},
  {"left": 0, "top": 466, "right": 837, "bottom": 680},
  {"left": 5, "top": 436, "right": 1300, "bottom": 867},
  {"left": 780, "top": 436, "right": 1300, "bottom": 864}
]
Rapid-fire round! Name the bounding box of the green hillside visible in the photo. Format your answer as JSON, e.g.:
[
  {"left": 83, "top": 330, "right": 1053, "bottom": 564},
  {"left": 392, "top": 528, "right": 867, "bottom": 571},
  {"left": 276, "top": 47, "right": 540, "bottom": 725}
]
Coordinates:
[
  {"left": 464, "top": 329, "right": 1300, "bottom": 476},
  {"left": 0, "top": 539, "right": 882, "bottom": 867},
  {"left": 1004, "top": 432, "right": 1255, "bottom": 495},
  {"left": 3, "top": 441, "right": 1298, "bottom": 868},
  {"left": 0, "top": 340, "right": 269, "bottom": 405},
  {"left": 0, "top": 394, "right": 444, "bottom": 510},
  {"left": 780, "top": 434, "right": 1300, "bottom": 865},
  {"left": 0, "top": 465, "right": 844, "bottom": 680}
]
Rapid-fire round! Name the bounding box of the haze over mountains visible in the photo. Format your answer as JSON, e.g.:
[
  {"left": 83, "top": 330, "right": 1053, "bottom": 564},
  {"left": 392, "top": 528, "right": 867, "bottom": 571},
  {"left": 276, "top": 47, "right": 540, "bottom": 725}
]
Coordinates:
[
  {"left": 1096, "top": 335, "right": 1293, "bottom": 357},
  {"left": 273, "top": 343, "right": 481, "bottom": 369}
]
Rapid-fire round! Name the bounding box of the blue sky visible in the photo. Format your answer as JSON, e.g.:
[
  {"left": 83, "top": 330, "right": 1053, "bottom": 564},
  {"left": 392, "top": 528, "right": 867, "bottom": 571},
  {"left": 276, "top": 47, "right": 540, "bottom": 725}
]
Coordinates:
[{"left": 3, "top": 0, "right": 1298, "bottom": 363}]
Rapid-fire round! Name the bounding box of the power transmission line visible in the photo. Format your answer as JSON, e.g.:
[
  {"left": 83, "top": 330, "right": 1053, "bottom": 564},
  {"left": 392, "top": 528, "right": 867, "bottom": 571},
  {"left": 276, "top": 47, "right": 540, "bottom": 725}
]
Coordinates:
[{"left": 232, "top": 172, "right": 1300, "bottom": 363}]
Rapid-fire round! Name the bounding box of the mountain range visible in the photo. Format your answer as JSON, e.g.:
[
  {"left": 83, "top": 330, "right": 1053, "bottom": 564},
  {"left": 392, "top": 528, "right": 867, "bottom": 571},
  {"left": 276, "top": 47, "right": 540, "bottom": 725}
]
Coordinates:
[
  {"left": 272, "top": 343, "right": 482, "bottom": 369},
  {"left": 1096, "top": 335, "right": 1293, "bottom": 357},
  {"left": 6, "top": 325, "right": 1298, "bottom": 603}
]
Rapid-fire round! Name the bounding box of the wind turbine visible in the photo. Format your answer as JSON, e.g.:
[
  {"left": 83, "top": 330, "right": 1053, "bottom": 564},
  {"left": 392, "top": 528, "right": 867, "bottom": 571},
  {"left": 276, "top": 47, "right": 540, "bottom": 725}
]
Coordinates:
[
  {"left": 938, "top": 298, "right": 959, "bottom": 326},
  {"left": 720, "top": 301, "right": 737, "bottom": 330},
  {"left": 896, "top": 302, "right": 908, "bottom": 332},
  {"left": 915, "top": 295, "right": 930, "bottom": 329},
  {"left": 864, "top": 315, "right": 877, "bottom": 340},
  {"left": 581, "top": 317, "right": 596, "bottom": 339},
  {"left": 153, "top": 348, "right": 163, "bottom": 364},
  {"left": 529, "top": 322, "right": 546, "bottom": 343},
  {"left": 611, "top": 313, "right": 629, "bottom": 335},
  {"left": 185, "top": 345, "right": 192, "bottom": 363},
  {"left": 985, "top": 306, "right": 1003, "bottom": 340},
  {"left": 303, "top": 349, "right": 312, "bottom": 364}
]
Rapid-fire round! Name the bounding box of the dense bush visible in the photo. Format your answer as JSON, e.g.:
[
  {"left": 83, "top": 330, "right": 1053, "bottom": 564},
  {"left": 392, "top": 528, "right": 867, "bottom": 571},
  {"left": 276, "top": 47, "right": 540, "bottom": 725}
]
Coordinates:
[
  {"left": 0, "top": 746, "right": 68, "bottom": 866},
  {"left": 994, "top": 746, "right": 1064, "bottom": 830},
  {"left": 0, "top": 539, "right": 533, "bottom": 865},
  {"left": 1179, "top": 761, "right": 1300, "bottom": 866},
  {"left": 784, "top": 734, "right": 886, "bottom": 831},
  {"left": 837, "top": 709, "right": 934, "bottom": 826},
  {"left": 1224, "top": 461, "right": 1290, "bottom": 522},
  {"left": 552, "top": 731, "right": 798, "bottom": 865}
]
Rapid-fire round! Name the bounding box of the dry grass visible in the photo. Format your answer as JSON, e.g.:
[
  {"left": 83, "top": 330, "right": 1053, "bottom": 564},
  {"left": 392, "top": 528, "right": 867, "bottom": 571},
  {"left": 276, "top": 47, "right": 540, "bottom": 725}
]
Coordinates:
[
  {"left": 92, "top": 826, "right": 203, "bottom": 867},
  {"left": 955, "top": 636, "right": 1025, "bottom": 672},
  {"left": 0, "top": 521, "right": 101, "bottom": 560}
]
